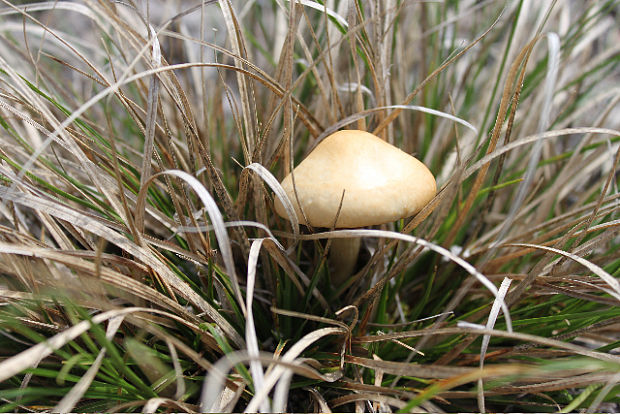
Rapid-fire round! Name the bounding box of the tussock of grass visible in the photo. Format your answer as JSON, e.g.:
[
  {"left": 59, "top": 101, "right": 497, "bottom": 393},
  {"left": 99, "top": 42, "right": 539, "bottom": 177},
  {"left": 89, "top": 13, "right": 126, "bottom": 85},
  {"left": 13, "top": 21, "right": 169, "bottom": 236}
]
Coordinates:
[{"left": 0, "top": 0, "right": 619, "bottom": 412}]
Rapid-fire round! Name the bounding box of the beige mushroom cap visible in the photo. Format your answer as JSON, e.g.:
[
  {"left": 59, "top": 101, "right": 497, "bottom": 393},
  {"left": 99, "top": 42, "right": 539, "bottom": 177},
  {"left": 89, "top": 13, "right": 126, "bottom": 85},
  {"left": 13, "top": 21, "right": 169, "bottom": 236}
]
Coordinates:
[{"left": 274, "top": 130, "right": 436, "bottom": 228}]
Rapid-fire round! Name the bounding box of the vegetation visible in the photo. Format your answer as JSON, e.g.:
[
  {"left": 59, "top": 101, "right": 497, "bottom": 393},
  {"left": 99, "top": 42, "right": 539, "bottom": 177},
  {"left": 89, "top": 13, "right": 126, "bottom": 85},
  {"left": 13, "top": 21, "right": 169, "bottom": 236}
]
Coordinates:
[{"left": 0, "top": 0, "right": 619, "bottom": 412}]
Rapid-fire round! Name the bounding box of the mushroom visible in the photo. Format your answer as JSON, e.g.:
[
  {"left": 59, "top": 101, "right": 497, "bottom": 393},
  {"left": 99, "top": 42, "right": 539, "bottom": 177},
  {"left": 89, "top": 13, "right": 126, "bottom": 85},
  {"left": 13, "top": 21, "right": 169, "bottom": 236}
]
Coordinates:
[{"left": 274, "top": 130, "right": 436, "bottom": 284}]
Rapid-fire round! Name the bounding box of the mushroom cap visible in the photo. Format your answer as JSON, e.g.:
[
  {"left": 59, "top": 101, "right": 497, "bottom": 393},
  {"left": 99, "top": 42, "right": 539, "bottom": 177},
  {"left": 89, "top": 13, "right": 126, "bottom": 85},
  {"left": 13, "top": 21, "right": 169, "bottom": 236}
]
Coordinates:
[{"left": 274, "top": 130, "right": 436, "bottom": 228}]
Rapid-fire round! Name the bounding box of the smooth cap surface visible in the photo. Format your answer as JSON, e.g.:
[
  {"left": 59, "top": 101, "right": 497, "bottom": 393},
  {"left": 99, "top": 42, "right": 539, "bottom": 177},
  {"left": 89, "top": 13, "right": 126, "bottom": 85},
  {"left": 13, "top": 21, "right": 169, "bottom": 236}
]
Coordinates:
[{"left": 274, "top": 130, "right": 436, "bottom": 228}]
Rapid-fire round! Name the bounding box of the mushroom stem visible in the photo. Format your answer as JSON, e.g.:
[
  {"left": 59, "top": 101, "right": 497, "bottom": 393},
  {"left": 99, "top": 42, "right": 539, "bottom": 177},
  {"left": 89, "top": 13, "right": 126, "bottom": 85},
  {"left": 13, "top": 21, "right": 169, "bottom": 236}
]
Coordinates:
[{"left": 329, "top": 237, "right": 361, "bottom": 285}]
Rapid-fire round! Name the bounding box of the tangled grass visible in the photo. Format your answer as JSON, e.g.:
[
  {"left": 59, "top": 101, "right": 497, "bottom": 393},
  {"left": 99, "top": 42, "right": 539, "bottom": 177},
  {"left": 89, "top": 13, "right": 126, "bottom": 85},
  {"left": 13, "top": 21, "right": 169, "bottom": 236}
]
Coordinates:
[{"left": 0, "top": 0, "right": 619, "bottom": 412}]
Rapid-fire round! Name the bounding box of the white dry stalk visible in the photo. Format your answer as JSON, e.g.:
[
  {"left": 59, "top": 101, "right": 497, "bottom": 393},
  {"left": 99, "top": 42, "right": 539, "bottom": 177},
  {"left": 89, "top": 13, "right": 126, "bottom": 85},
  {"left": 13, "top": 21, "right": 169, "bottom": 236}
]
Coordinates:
[
  {"left": 139, "top": 398, "right": 195, "bottom": 413},
  {"left": 336, "top": 82, "right": 376, "bottom": 107},
  {"left": 246, "top": 239, "right": 270, "bottom": 413},
  {"left": 372, "top": 354, "right": 390, "bottom": 413},
  {"left": 219, "top": 381, "right": 246, "bottom": 413},
  {"left": 272, "top": 0, "right": 288, "bottom": 62},
  {"left": 245, "top": 163, "right": 300, "bottom": 242},
  {"left": 477, "top": 277, "right": 512, "bottom": 413},
  {"left": 272, "top": 366, "right": 294, "bottom": 412},
  {"left": 284, "top": 0, "right": 349, "bottom": 29},
  {"left": 165, "top": 339, "right": 186, "bottom": 400},
  {"left": 586, "top": 372, "right": 620, "bottom": 413},
  {"left": 390, "top": 105, "right": 478, "bottom": 135},
  {"left": 457, "top": 321, "right": 486, "bottom": 330},
  {"left": 142, "top": 398, "right": 168, "bottom": 413}
]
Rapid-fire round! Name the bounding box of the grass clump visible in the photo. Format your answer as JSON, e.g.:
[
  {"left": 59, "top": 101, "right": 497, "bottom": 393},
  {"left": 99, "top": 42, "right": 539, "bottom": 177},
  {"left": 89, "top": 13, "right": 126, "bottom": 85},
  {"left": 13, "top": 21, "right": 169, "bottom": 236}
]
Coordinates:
[{"left": 0, "top": 0, "right": 619, "bottom": 412}]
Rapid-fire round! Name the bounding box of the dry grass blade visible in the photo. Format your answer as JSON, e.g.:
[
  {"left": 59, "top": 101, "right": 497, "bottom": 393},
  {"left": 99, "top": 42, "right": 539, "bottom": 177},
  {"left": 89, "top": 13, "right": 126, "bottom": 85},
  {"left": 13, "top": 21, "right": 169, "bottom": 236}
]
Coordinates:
[
  {"left": 372, "top": 354, "right": 387, "bottom": 412},
  {"left": 272, "top": 363, "right": 294, "bottom": 413},
  {"left": 478, "top": 277, "right": 512, "bottom": 413},
  {"left": 139, "top": 398, "right": 198, "bottom": 414},
  {"left": 136, "top": 170, "right": 245, "bottom": 316},
  {"left": 372, "top": 5, "right": 504, "bottom": 136},
  {"left": 218, "top": 0, "right": 255, "bottom": 158},
  {"left": 354, "top": 326, "right": 620, "bottom": 364},
  {"left": 245, "top": 239, "right": 269, "bottom": 413},
  {"left": 207, "top": 377, "right": 245, "bottom": 413},
  {"left": 0, "top": 186, "right": 244, "bottom": 346},
  {"left": 0, "top": 242, "right": 215, "bottom": 338},
  {"left": 315, "top": 104, "right": 478, "bottom": 145},
  {"left": 165, "top": 339, "right": 186, "bottom": 400},
  {"left": 330, "top": 393, "right": 407, "bottom": 410},
  {"left": 271, "top": 307, "right": 350, "bottom": 332},
  {"left": 286, "top": 0, "right": 348, "bottom": 28},
  {"left": 345, "top": 355, "right": 472, "bottom": 378},
  {"left": 489, "top": 32, "right": 560, "bottom": 250},
  {"left": 141, "top": 399, "right": 169, "bottom": 413},
  {"left": 138, "top": 398, "right": 198, "bottom": 414},
  {"left": 506, "top": 243, "right": 620, "bottom": 302},
  {"left": 244, "top": 163, "right": 299, "bottom": 239},
  {"left": 464, "top": 127, "right": 620, "bottom": 179},
  {"left": 171, "top": 220, "right": 284, "bottom": 250},
  {"left": 0, "top": 1, "right": 617, "bottom": 411},
  {"left": 587, "top": 372, "right": 620, "bottom": 413},
  {"left": 306, "top": 387, "right": 332, "bottom": 413}
]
